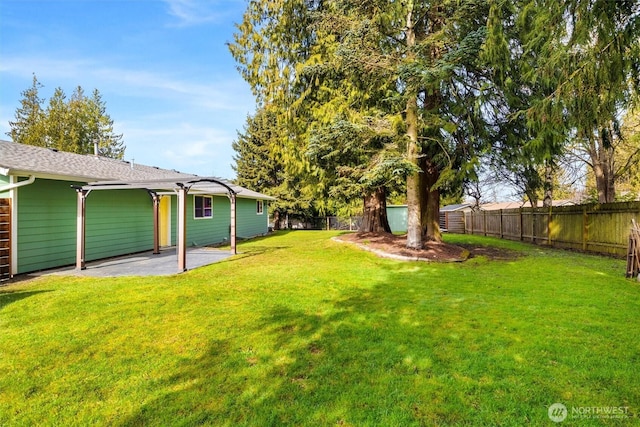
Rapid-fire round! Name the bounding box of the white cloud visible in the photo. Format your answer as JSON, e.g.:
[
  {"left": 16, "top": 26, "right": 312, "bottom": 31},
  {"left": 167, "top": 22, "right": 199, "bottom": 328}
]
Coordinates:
[
  {"left": 162, "top": 0, "right": 237, "bottom": 27},
  {"left": 1, "top": 55, "right": 253, "bottom": 112},
  {"left": 117, "top": 120, "right": 237, "bottom": 178}
]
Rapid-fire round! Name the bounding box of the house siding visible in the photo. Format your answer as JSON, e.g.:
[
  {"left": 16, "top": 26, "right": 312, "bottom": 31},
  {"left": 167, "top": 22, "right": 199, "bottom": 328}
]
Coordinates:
[
  {"left": 237, "top": 198, "right": 268, "bottom": 239},
  {"left": 183, "top": 196, "right": 268, "bottom": 246},
  {"left": 0, "top": 175, "right": 9, "bottom": 197},
  {"left": 17, "top": 179, "right": 78, "bottom": 273},
  {"left": 85, "top": 189, "right": 154, "bottom": 261},
  {"left": 17, "top": 180, "right": 155, "bottom": 273},
  {"left": 186, "top": 195, "right": 231, "bottom": 246}
]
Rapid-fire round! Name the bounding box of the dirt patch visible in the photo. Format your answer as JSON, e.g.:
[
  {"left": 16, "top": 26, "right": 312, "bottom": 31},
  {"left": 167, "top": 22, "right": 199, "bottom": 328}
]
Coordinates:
[
  {"left": 456, "top": 243, "right": 521, "bottom": 261},
  {"left": 335, "top": 232, "right": 519, "bottom": 262},
  {"left": 336, "top": 232, "right": 468, "bottom": 262}
]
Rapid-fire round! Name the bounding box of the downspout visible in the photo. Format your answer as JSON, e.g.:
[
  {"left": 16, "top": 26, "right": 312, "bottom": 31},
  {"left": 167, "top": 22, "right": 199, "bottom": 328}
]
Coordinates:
[{"left": 0, "top": 175, "right": 36, "bottom": 192}]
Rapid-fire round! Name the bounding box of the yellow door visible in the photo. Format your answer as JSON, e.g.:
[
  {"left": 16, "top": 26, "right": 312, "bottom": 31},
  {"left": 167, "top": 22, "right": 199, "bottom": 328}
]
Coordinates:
[{"left": 159, "top": 196, "right": 171, "bottom": 247}]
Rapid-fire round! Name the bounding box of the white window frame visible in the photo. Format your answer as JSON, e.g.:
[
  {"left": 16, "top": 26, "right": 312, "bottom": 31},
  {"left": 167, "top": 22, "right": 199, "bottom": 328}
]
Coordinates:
[
  {"left": 194, "top": 195, "right": 213, "bottom": 219},
  {"left": 256, "top": 200, "right": 264, "bottom": 215}
]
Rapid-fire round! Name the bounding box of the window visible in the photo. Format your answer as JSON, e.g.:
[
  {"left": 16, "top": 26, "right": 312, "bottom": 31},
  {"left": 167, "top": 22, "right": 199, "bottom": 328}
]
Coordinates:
[
  {"left": 194, "top": 195, "right": 213, "bottom": 218},
  {"left": 256, "top": 200, "right": 264, "bottom": 215}
]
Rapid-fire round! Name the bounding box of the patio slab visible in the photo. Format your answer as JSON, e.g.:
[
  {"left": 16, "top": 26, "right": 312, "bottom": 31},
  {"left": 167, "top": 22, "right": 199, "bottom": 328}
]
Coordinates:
[{"left": 36, "top": 247, "right": 234, "bottom": 277}]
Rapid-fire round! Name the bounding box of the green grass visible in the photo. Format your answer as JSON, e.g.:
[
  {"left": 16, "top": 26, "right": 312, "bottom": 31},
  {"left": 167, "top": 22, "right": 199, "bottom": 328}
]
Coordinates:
[{"left": 1, "top": 231, "right": 639, "bottom": 426}]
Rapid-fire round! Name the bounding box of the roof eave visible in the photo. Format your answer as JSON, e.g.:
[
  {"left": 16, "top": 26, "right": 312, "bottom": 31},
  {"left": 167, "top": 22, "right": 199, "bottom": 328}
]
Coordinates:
[{"left": 3, "top": 169, "right": 111, "bottom": 183}]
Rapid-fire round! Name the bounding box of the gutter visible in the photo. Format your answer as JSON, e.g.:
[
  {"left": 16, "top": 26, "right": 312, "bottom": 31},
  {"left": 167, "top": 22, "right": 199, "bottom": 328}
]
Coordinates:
[{"left": 0, "top": 175, "right": 36, "bottom": 192}]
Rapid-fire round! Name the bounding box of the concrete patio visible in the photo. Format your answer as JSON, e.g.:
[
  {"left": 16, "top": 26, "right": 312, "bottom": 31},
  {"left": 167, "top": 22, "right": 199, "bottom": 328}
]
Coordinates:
[{"left": 37, "top": 247, "right": 234, "bottom": 277}]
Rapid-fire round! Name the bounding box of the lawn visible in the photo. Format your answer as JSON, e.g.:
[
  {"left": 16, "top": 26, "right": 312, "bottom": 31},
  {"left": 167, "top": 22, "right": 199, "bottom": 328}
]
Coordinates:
[{"left": 1, "top": 231, "right": 638, "bottom": 426}]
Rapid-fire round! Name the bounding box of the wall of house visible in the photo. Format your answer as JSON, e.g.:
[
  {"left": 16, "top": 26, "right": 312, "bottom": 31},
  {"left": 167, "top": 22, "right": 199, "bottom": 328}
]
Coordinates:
[
  {"left": 185, "top": 195, "right": 231, "bottom": 246},
  {"left": 237, "top": 198, "right": 268, "bottom": 239},
  {"left": 85, "top": 189, "right": 154, "bottom": 261},
  {"left": 183, "top": 195, "right": 269, "bottom": 246},
  {"left": 16, "top": 178, "right": 79, "bottom": 273}
]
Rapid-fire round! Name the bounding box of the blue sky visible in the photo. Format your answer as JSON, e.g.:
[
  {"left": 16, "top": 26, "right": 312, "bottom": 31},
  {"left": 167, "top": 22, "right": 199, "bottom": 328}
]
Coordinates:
[{"left": 0, "top": 0, "right": 255, "bottom": 179}]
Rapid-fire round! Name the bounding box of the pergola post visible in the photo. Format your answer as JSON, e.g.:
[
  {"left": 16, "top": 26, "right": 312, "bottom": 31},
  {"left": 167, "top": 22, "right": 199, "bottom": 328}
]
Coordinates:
[
  {"left": 148, "top": 191, "right": 161, "bottom": 255},
  {"left": 177, "top": 185, "right": 188, "bottom": 272},
  {"left": 75, "top": 188, "right": 90, "bottom": 270},
  {"left": 230, "top": 193, "right": 237, "bottom": 255}
]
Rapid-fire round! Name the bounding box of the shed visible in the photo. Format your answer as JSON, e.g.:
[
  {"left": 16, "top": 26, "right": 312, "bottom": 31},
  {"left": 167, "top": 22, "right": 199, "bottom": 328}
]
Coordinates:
[
  {"left": 386, "top": 205, "right": 408, "bottom": 233},
  {"left": 439, "top": 203, "right": 472, "bottom": 233}
]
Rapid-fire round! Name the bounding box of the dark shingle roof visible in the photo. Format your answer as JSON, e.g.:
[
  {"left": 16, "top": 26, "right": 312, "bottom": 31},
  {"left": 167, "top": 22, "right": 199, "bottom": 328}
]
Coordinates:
[
  {"left": 440, "top": 203, "right": 472, "bottom": 212},
  {"left": 0, "top": 139, "right": 196, "bottom": 182}
]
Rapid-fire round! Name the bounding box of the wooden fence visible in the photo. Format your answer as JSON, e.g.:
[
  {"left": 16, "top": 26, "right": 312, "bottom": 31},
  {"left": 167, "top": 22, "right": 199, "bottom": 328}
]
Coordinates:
[
  {"left": 464, "top": 201, "right": 640, "bottom": 257},
  {"left": 0, "top": 199, "right": 11, "bottom": 282}
]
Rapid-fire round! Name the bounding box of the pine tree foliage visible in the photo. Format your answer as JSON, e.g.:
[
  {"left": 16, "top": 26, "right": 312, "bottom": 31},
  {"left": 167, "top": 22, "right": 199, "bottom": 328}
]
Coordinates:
[
  {"left": 232, "top": 107, "right": 318, "bottom": 228},
  {"left": 7, "top": 76, "right": 125, "bottom": 159},
  {"left": 7, "top": 75, "right": 46, "bottom": 148},
  {"left": 231, "top": 0, "right": 492, "bottom": 242},
  {"left": 231, "top": 0, "right": 640, "bottom": 237},
  {"left": 485, "top": 0, "right": 640, "bottom": 203}
]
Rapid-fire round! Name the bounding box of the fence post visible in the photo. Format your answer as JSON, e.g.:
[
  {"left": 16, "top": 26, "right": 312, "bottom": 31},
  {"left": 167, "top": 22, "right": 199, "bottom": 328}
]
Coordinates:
[
  {"left": 548, "top": 206, "right": 552, "bottom": 246},
  {"left": 519, "top": 208, "right": 523, "bottom": 241},
  {"left": 500, "top": 209, "right": 504, "bottom": 238},
  {"left": 532, "top": 208, "right": 536, "bottom": 243},
  {"left": 483, "top": 210, "right": 487, "bottom": 236},
  {"left": 582, "top": 205, "right": 588, "bottom": 251},
  {"left": 470, "top": 212, "right": 474, "bottom": 235}
]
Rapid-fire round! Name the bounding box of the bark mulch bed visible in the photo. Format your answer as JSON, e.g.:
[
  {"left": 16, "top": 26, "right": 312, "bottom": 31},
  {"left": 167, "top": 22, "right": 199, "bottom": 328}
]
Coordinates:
[{"left": 335, "top": 232, "right": 520, "bottom": 262}]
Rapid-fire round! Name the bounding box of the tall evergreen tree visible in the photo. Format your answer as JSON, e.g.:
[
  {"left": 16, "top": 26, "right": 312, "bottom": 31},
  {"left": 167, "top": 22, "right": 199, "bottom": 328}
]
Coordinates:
[{"left": 7, "top": 75, "right": 46, "bottom": 148}]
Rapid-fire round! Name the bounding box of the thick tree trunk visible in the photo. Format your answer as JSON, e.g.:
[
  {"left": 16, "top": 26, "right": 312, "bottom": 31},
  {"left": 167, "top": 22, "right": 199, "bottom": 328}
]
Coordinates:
[
  {"left": 594, "top": 162, "right": 607, "bottom": 203},
  {"left": 406, "top": 107, "right": 422, "bottom": 247},
  {"left": 360, "top": 187, "right": 391, "bottom": 233},
  {"left": 420, "top": 157, "right": 442, "bottom": 242},
  {"left": 272, "top": 210, "right": 281, "bottom": 230},
  {"left": 606, "top": 166, "right": 615, "bottom": 203},
  {"left": 405, "top": 4, "right": 423, "bottom": 249},
  {"left": 590, "top": 136, "right": 616, "bottom": 203}
]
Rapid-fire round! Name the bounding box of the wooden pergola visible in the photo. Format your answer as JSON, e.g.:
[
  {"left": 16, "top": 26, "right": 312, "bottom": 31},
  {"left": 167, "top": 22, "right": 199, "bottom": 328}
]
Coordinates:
[{"left": 73, "top": 177, "right": 240, "bottom": 273}]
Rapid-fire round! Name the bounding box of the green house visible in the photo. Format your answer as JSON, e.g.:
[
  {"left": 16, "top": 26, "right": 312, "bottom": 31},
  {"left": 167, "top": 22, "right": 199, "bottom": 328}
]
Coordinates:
[{"left": 0, "top": 140, "right": 274, "bottom": 279}]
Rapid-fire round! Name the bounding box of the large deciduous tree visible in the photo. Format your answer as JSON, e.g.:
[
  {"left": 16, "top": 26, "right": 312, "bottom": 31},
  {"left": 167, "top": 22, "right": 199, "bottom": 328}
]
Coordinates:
[{"left": 7, "top": 76, "right": 125, "bottom": 159}]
